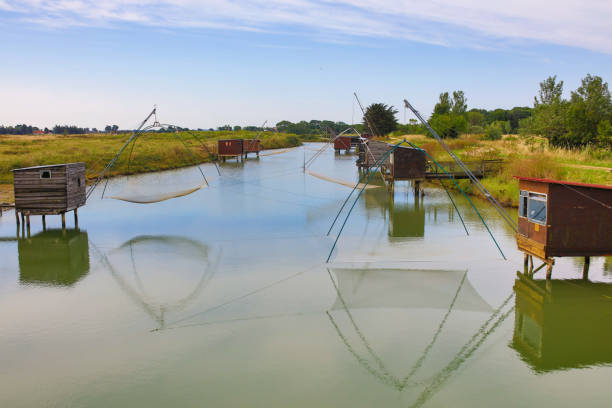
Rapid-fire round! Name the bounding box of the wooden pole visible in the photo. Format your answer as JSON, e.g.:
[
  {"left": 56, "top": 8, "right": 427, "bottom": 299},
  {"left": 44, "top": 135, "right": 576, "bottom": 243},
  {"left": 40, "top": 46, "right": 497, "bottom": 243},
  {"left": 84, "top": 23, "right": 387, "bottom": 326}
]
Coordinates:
[
  {"left": 523, "top": 254, "right": 529, "bottom": 275},
  {"left": 546, "top": 263, "right": 553, "bottom": 280},
  {"left": 42, "top": 215, "right": 46, "bottom": 230},
  {"left": 15, "top": 210, "right": 20, "bottom": 227},
  {"left": 61, "top": 212, "right": 66, "bottom": 230},
  {"left": 582, "top": 256, "right": 590, "bottom": 280},
  {"left": 74, "top": 208, "right": 79, "bottom": 229}
]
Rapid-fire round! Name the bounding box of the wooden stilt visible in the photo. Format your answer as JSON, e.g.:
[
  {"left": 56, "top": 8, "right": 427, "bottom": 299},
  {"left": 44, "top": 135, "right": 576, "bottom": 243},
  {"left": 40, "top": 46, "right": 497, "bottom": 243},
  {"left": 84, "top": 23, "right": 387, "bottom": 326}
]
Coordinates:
[
  {"left": 26, "top": 214, "right": 30, "bottom": 228},
  {"left": 583, "top": 256, "right": 590, "bottom": 280},
  {"left": 74, "top": 208, "right": 78, "bottom": 229},
  {"left": 61, "top": 212, "right": 66, "bottom": 230},
  {"left": 523, "top": 254, "right": 529, "bottom": 275},
  {"left": 546, "top": 263, "right": 553, "bottom": 280},
  {"left": 42, "top": 215, "right": 46, "bottom": 230},
  {"left": 15, "top": 211, "right": 20, "bottom": 227},
  {"left": 529, "top": 256, "right": 534, "bottom": 274}
]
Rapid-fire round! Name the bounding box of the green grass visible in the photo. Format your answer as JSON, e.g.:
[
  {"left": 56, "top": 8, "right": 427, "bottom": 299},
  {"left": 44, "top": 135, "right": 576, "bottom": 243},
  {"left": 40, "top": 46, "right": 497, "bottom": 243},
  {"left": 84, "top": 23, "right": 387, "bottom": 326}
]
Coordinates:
[
  {"left": 388, "top": 133, "right": 612, "bottom": 207},
  {"left": 0, "top": 130, "right": 303, "bottom": 186}
]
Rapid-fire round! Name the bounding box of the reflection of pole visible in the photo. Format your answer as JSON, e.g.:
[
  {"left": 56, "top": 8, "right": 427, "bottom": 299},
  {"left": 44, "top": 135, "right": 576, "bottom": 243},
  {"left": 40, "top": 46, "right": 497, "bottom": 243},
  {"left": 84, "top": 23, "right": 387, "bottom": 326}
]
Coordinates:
[
  {"left": 327, "top": 142, "right": 404, "bottom": 262},
  {"left": 405, "top": 141, "right": 505, "bottom": 260},
  {"left": 439, "top": 179, "right": 469, "bottom": 236},
  {"left": 408, "top": 294, "right": 515, "bottom": 408}
]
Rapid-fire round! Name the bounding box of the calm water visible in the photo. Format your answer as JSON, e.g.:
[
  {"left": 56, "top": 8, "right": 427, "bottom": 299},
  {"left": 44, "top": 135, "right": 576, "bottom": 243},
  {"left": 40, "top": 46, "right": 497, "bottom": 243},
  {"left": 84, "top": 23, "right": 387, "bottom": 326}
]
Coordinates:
[{"left": 1, "top": 144, "right": 611, "bottom": 407}]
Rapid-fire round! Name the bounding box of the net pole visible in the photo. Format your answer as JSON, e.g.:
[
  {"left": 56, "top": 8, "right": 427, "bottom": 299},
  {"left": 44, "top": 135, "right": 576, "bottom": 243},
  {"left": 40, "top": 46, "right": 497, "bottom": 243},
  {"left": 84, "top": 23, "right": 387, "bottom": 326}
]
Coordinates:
[{"left": 403, "top": 99, "right": 517, "bottom": 232}]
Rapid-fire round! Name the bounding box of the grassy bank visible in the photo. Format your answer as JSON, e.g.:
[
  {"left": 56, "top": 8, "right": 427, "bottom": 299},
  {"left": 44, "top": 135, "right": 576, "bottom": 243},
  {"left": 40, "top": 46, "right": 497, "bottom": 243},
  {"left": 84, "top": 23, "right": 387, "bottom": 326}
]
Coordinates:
[
  {"left": 388, "top": 134, "right": 612, "bottom": 207},
  {"left": 0, "top": 130, "right": 303, "bottom": 203}
]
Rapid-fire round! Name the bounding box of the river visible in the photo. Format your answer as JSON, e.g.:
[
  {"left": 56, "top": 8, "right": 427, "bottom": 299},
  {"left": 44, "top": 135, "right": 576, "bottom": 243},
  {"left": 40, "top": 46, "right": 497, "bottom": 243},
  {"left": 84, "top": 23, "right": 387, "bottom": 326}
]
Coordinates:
[{"left": 0, "top": 143, "right": 610, "bottom": 407}]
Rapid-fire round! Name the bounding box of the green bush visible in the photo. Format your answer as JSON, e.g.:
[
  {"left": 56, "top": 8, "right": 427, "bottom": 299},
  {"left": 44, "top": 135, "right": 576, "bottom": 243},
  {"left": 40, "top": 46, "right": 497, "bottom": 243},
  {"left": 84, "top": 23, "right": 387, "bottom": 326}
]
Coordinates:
[{"left": 483, "top": 124, "right": 503, "bottom": 140}]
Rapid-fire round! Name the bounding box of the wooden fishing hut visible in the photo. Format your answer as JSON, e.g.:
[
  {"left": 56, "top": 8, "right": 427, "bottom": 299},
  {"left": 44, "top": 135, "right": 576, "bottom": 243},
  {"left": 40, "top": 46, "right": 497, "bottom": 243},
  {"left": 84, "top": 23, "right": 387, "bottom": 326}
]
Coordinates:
[
  {"left": 218, "top": 139, "right": 244, "bottom": 162},
  {"left": 512, "top": 272, "right": 612, "bottom": 372},
  {"left": 243, "top": 139, "right": 261, "bottom": 158},
  {"left": 334, "top": 136, "right": 352, "bottom": 153},
  {"left": 12, "top": 163, "right": 86, "bottom": 233},
  {"left": 515, "top": 177, "right": 612, "bottom": 279},
  {"left": 357, "top": 140, "right": 391, "bottom": 169}
]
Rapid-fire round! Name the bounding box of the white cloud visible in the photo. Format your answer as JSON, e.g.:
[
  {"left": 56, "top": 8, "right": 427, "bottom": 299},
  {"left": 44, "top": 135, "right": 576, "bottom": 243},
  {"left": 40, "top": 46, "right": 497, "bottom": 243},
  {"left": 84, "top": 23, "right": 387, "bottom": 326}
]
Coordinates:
[{"left": 2, "top": 0, "right": 612, "bottom": 53}]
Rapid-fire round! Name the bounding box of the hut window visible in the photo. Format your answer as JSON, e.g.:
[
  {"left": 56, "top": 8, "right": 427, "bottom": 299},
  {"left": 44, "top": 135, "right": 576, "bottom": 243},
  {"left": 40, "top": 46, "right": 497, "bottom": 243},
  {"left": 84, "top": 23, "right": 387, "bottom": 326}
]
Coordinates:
[
  {"left": 40, "top": 170, "right": 51, "bottom": 179},
  {"left": 527, "top": 192, "right": 547, "bottom": 224},
  {"left": 519, "top": 190, "right": 528, "bottom": 218}
]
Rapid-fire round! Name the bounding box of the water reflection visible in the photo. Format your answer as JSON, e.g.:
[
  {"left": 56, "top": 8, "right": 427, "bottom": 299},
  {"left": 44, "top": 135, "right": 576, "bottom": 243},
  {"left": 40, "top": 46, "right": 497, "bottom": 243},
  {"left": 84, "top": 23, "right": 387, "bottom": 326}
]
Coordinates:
[
  {"left": 19, "top": 228, "right": 89, "bottom": 287},
  {"left": 92, "top": 235, "right": 219, "bottom": 329},
  {"left": 512, "top": 272, "right": 612, "bottom": 372},
  {"left": 326, "top": 268, "right": 514, "bottom": 407}
]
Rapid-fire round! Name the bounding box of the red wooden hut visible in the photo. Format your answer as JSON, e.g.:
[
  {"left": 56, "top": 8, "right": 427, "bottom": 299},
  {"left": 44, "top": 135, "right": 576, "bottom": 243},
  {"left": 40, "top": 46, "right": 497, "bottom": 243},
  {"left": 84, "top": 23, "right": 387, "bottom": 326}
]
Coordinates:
[
  {"left": 218, "top": 139, "right": 243, "bottom": 161},
  {"left": 243, "top": 139, "right": 261, "bottom": 158},
  {"left": 515, "top": 177, "right": 612, "bottom": 277},
  {"left": 334, "top": 136, "right": 352, "bottom": 152}
]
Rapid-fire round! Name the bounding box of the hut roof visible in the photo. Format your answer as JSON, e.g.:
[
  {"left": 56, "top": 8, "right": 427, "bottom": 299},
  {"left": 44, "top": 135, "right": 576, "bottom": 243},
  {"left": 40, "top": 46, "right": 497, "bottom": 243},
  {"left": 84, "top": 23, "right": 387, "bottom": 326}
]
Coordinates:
[
  {"left": 515, "top": 176, "right": 612, "bottom": 190},
  {"left": 11, "top": 162, "right": 85, "bottom": 172}
]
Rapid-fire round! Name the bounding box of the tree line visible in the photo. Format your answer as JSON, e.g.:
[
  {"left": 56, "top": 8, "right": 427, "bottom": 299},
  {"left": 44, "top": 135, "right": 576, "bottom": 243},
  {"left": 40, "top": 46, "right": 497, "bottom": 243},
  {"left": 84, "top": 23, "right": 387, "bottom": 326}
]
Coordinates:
[{"left": 363, "top": 74, "right": 611, "bottom": 149}]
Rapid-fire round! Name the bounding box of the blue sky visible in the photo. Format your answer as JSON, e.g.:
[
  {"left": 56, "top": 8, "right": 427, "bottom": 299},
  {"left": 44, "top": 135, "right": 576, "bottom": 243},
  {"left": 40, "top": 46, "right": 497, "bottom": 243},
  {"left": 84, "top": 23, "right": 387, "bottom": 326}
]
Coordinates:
[{"left": 1, "top": 1, "right": 612, "bottom": 129}]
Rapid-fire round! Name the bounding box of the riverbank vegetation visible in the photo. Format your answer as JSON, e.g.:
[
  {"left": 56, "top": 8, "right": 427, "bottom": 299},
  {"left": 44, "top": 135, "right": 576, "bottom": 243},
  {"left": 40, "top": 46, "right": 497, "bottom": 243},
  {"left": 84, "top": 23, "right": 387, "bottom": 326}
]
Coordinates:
[{"left": 0, "top": 130, "right": 303, "bottom": 202}]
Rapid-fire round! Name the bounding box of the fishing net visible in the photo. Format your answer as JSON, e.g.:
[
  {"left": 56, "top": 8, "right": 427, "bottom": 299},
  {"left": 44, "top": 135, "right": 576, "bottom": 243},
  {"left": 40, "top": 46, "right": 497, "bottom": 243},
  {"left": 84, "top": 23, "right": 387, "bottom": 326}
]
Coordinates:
[
  {"left": 100, "top": 129, "right": 214, "bottom": 204},
  {"left": 108, "top": 167, "right": 210, "bottom": 204}
]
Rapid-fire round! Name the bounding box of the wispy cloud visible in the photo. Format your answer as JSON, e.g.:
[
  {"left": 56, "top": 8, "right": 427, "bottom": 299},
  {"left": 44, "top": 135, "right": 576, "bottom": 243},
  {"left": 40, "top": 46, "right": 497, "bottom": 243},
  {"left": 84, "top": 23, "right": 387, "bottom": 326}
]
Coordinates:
[{"left": 3, "top": 1, "right": 612, "bottom": 53}]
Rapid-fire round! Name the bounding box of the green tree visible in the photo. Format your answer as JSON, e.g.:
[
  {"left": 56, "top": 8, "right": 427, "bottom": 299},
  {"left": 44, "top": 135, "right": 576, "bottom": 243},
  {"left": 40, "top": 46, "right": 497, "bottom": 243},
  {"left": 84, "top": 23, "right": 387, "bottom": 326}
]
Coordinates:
[
  {"left": 363, "top": 103, "right": 398, "bottom": 136},
  {"left": 451, "top": 91, "right": 467, "bottom": 115},
  {"left": 433, "top": 92, "right": 452, "bottom": 115},
  {"left": 528, "top": 75, "right": 569, "bottom": 146},
  {"left": 566, "top": 74, "right": 612, "bottom": 146}
]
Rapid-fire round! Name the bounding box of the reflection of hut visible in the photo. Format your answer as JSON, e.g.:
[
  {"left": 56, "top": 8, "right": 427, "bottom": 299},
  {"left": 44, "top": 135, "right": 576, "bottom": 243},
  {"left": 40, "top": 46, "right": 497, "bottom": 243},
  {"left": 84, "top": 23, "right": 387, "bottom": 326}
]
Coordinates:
[
  {"left": 218, "top": 139, "right": 243, "bottom": 162},
  {"left": 388, "top": 197, "right": 425, "bottom": 238},
  {"left": 512, "top": 272, "right": 612, "bottom": 372},
  {"left": 12, "top": 163, "right": 86, "bottom": 230},
  {"left": 19, "top": 229, "right": 89, "bottom": 286},
  {"left": 515, "top": 177, "right": 612, "bottom": 278}
]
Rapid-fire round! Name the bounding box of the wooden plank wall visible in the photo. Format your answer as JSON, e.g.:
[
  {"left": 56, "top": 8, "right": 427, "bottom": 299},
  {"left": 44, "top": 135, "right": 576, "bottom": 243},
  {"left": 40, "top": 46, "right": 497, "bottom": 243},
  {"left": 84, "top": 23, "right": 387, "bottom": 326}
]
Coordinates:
[
  {"left": 13, "top": 163, "right": 86, "bottom": 214},
  {"left": 14, "top": 166, "right": 68, "bottom": 212},
  {"left": 66, "top": 163, "right": 86, "bottom": 211}
]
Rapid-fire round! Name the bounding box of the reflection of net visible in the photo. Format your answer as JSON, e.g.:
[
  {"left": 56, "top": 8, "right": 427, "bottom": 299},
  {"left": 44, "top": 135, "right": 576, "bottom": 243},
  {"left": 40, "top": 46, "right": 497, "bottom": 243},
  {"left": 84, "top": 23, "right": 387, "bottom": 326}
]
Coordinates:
[
  {"left": 306, "top": 170, "right": 381, "bottom": 190},
  {"left": 330, "top": 268, "right": 491, "bottom": 313},
  {"left": 109, "top": 169, "right": 210, "bottom": 204},
  {"left": 103, "top": 236, "right": 217, "bottom": 327}
]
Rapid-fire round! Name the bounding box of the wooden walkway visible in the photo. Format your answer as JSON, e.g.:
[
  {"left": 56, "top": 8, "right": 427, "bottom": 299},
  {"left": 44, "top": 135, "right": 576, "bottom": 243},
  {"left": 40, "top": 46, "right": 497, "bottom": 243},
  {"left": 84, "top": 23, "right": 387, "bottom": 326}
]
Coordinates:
[{"left": 424, "top": 159, "right": 504, "bottom": 180}]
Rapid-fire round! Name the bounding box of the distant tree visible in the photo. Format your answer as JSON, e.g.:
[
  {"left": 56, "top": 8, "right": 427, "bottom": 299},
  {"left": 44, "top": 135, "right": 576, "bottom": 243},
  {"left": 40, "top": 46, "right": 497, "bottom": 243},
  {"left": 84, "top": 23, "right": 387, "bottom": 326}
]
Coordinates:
[
  {"left": 451, "top": 91, "right": 467, "bottom": 115},
  {"left": 233, "top": 125, "right": 242, "bottom": 131},
  {"left": 566, "top": 74, "right": 612, "bottom": 146},
  {"left": 111, "top": 125, "right": 119, "bottom": 132},
  {"left": 528, "top": 76, "right": 569, "bottom": 146},
  {"left": 105, "top": 125, "right": 112, "bottom": 132},
  {"left": 433, "top": 92, "right": 451, "bottom": 115},
  {"left": 363, "top": 103, "right": 398, "bottom": 136},
  {"left": 467, "top": 111, "right": 485, "bottom": 128},
  {"left": 217, "top": 125, "right": 232, "bottom": 131}
]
